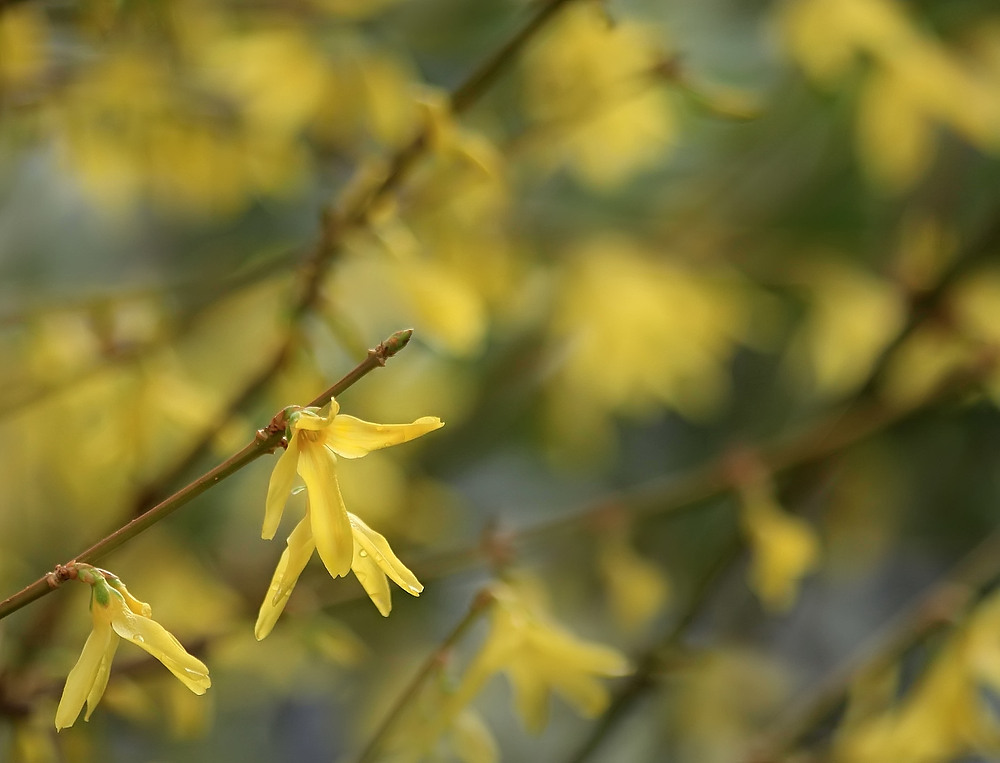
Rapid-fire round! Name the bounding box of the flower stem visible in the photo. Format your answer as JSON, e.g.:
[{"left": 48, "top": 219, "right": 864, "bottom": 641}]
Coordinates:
[{"left": 0, "top": 330, "right": 414, "bottom": 623}]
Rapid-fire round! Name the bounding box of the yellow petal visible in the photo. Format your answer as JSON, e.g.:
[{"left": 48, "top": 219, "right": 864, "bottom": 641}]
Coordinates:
[
  {"left": 351, "top": 545, "right": 393, "bottom": 616},
  {"left": 451, "top": 709, "right": 499, "bottom": 763},
  {"left": 547, "top": 668, "right": 611, "bottom": 718},
  {"left": 744, "top": 499, "right": 820, "bottom": 612},
  {"left": 255, "top": 514, "right": 316, "bottom": 640},
  {"left": 109, "top": 579, "right": 153, "bottom": 618},
  {"left": 325, "top": 415, "right": 444, "bottom": 459},
  {"left": 298, "top": 443, "right": 353, "bottom": 578},
  {"left": 506, "top": 660, "right": 551, "bottom": 733},
  {"left": 108, "top": 596, "right": 211, "bottom": 695},
  {"left": 83, "top": 634, "right": 120, "bottom": 722},
  {"left": 55, "top": 620, "right": 116, "bottom": 730},
  {"left": 349, "top": 513, "right": 423, "bottom": 596},
  {"left": 263, "top": 434, "right": 301, "bottom": 540}
]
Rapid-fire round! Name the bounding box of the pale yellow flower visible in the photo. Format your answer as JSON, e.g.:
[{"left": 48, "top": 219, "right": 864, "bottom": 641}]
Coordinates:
[
  {"left": 257, "top": 398, "right": 440, "bottom": 636},
  {"left": 740, "top": 485, "right": 820, "bottom": 612},
  {"left": 255, "top": 504, "right": 423, "bottom": 639},
  {"left": 263, "top": 398, "right": 442, "bottom": 578},
  {"left": 55, "top": 570, "right": 210, "bottom": 730},
  {"left": 446, "top": 583, "right": 629, "bottom": 733}
]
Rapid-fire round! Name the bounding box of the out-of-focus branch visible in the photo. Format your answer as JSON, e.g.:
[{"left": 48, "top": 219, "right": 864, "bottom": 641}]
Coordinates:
[
  {"left": 744, "top": 529, "right": 1000, "bottom": 763},
  {"left": 551, "top": 347, "right": 997, "bottom": 762}
]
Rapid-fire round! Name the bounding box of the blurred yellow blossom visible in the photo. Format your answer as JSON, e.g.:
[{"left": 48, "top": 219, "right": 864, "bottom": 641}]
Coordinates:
[
  {"left": 546, "top": 237, "right": 756, "bottom": 459},
  {"left": 198, "top": 30, "right": 328, "bottom": 136},
  {"left": 55, "top": 567, "right": 210, "bottom": 730},
  {"left": 882, "top": 266, "right": 1000, "bottom": 406},
  {"left": 834, "top": 591, "right": 1000, "bottom": 762},
  {"left": 784, "top": 256, "right": 905, "bottom": 398},
  {"left": 781, "top": 0, "right": 1000, "bottom": 191},
  {"left": 522, "top": 1, "right": 676, "bottom": 188},
  {"left": 51, "top": 48, "right": 311, "bottom": 215},
  {"left": 739, "top": 479, "right": 820, "bottom": 611},
  {"left": 385, "top": 681, "right": 499, "bottom": 763},
  {"left": 446, "top": 581, "right": 629, "bottom": 733},
  {"left": 0, "top": 6, "right": 48, "bottom": 90},
  {"left": 597, "top": 527, "right": 671, "bottom": 632},
  {"left": 673, "top": 649, "right": 790, "bottom": 763}
]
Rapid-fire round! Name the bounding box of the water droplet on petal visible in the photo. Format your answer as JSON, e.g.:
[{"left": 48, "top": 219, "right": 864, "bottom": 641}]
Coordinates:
[
  {"left": 359, "top": 549, "right": 368, "bottom": 558},
  {"left": 132, "top": 634, "right": 145, "bottom": 643}
]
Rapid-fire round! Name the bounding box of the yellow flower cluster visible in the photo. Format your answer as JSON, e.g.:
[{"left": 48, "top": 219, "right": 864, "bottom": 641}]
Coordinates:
[
  {"left": 256, "top": 398, "right": 443, "bottom": 637},
  {"left": 55, "top": 566, "right": 210, "bottom": 730}
]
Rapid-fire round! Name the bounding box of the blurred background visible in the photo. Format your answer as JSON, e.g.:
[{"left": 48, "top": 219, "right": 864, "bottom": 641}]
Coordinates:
[{"left": 2, "top": 0, "right": 1000, "bottom": 760}]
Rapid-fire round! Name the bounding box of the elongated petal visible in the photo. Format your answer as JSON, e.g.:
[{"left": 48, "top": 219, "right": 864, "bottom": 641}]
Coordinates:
[
  {"left": 349, "top": 513, "right": 423, "bottom": 596},
  {"left": 507, "top": 660, "right": 550, "bottom": 734},
  {"left": 84, "top": 635, "right": 120, "bottom": 721},
  {"left": 325, "top": 415, "right": 444, "bottom": 459},
  {"left": 55, "top": 620, "right": 115, "bottom": 730},
  {"left": 351, "top": 547, "right": 393, "bottom": 616},
  {"left": 263, "top": 435, "right": 301, "bottom": 540},
  {"left": 255, "top": 514, "right": 316, "bottom": 640},
  {"left": 547, "top": 669, "right": 610, "bottom": 718},
  {"left": 298, "top": 443, "right": 353, "bottom": 578},
  {"left": 109, "top": 602, "right": 211, "bottom": 695}
]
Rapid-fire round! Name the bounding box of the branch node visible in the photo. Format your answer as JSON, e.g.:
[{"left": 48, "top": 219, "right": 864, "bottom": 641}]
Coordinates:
[{"left": 46, "top": 563, "right": 77, "bottom": 589}]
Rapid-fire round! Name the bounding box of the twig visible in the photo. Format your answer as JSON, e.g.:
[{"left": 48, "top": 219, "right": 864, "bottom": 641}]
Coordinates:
[
  {"left": 353, "top": 588, "right": 496, "bottom": 763},
  {"left": 0, "top": 330, "right": 413, "bottom": 623}
]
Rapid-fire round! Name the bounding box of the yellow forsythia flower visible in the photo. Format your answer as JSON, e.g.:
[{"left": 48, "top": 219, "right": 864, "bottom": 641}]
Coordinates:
[
  {"left": 55, "top": 568, "right": 210, "bottom": 730},
  {"left": 447, "top": 583, "right": 629, "bottom": 733},
  {"left": 256, "top": 501, "right": 422, "bottom": 639},
  {"left": 258, "top": 398, "right": 442, "bottom": 634}
]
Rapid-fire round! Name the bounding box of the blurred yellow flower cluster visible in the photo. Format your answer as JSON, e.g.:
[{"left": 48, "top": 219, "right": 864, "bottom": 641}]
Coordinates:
[
  {"left": 0, "top": 6, "right": 47, "bottom": 91},
  {"left": 546, "top": 237, "right": 757, "bottom": 459},
  {"left": 784, "top": 255, "right": 905, "bottom": 399},
  {"left": 447, "top": 581, "right": 630, "bottom": 734},
  {"left": 782, "top": 0, "right": 1000, "bottom": 190},
  {"left": 522, "top": 1, "right": 676, "bottom": 189},
  {"left": 738, "top": 475, "right": 820, "bottom": 612},
  {"left": 12, "top": 0, "right": 423, "bottom": 216},
  {"left": 834, "top": 591, "right": 1000, "bottom": 762}
]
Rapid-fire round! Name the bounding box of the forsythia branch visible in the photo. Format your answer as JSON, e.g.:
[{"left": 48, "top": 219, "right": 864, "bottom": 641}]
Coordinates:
[{"left": 0, "top": 329, "right": 414, "bottom": 623}]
